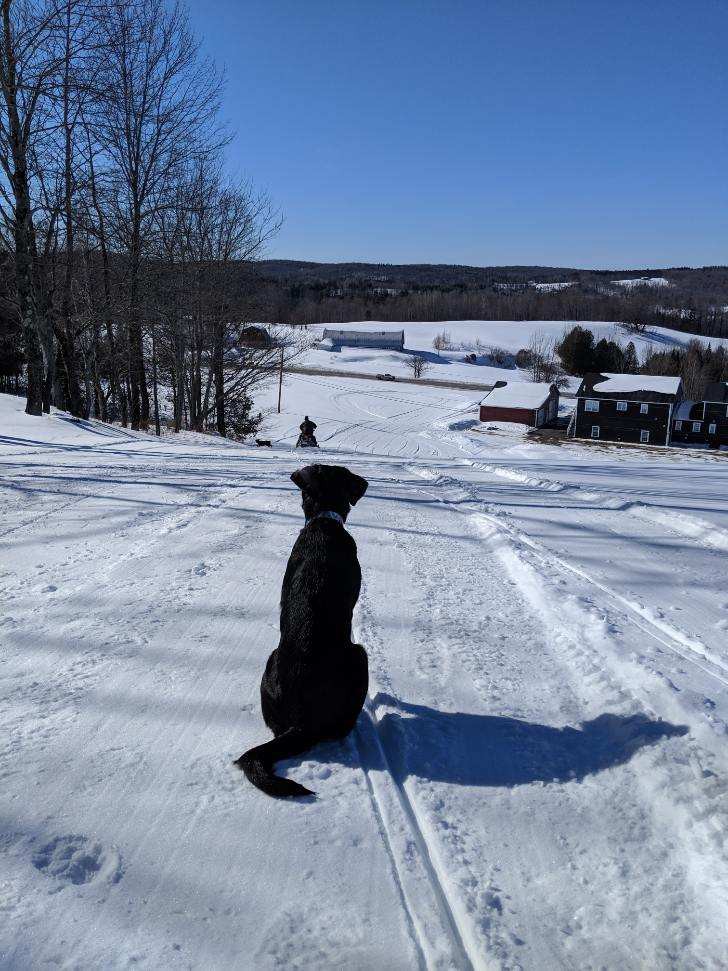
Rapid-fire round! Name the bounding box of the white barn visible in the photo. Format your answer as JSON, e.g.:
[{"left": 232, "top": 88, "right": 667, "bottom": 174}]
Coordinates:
[{"left": 321, "top": 328, "right": 405, "bottom": 351}]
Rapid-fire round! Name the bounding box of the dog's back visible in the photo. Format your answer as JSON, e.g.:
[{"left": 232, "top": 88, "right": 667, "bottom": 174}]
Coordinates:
[
  {"left": 279, "top": 517, "right": 361, "bottom": 650},
  {"left": 235, "top": 464, "right": 369, "bottom": 798}
]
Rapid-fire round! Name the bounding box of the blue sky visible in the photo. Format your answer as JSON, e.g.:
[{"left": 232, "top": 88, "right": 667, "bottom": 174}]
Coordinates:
[{"left": 186, "top": 0, "right": 727, "bottom": 268}]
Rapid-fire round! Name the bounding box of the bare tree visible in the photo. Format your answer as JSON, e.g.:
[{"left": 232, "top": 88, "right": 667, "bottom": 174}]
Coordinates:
[
  {"left": 527, "top": 331, "right": 559, "bottom": 383},
  {"left": 1, "top": 0, "right": 286, "bottom": 435},
  {"left": 93, "top": 0, "right": 224, "bottom": 429},
  {"left": 404, "top": 354, "right": 429, "bottom": 379},
  {"left": 150, "top": 155, "right": 283, "bottom": 437},
  {"left": 624, "top": 318, "right": 648, "bottom": 335},
  {"left": 0, "top": 0, "right": 67, "bottom": 414},
  {"left": 432, "top": 329, "right": 450, "bottom": 356}
]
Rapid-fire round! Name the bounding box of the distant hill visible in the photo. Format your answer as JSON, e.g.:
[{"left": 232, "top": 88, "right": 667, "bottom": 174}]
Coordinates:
[
  {"left": 252, "top": 261, "right": 728, "bottom": 338},
  {"left": 256, "top": 260, "right": 728, "bottom": 290}
]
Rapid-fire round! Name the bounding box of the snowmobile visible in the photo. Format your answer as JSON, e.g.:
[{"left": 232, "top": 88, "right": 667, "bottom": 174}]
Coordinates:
[{"left": 295, "top": 432, "right": 319, "bottom": 448}]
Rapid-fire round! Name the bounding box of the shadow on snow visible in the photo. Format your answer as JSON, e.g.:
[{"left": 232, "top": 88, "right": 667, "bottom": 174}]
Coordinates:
[{"left": 292, "top": 693, "right": 688, "bottom": 789}]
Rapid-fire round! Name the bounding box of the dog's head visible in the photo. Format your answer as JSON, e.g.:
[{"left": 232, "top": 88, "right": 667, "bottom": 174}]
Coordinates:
[{"left": 291, "top": 464, "right": 368, "bottom": 522}]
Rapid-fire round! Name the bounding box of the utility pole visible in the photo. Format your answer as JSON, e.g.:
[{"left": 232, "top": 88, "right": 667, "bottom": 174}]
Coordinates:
[{"left": 277, "top": 346, "right": 284, "bottom": 413}]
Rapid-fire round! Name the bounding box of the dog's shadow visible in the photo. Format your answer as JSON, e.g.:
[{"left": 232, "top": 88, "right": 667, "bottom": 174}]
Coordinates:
[{"left": 329, "top": 693, "right": 687, "bottom": 789}]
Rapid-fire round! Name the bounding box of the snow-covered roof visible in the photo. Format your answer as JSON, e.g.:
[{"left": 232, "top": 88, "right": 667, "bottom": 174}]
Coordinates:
[
  {"left": 591, "top": 374, "right": 682, "bottom": 395},
  {"left": 481, "top": 382, "right": 555, "bottom": 409}
]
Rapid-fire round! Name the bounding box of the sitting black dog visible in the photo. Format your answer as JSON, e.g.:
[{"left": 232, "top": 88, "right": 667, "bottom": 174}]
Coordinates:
[
  {"left": 255, "top": 439, "right": 272, "bottom": 447},
  {"left": 235, "top": 463, "right": 369, "bottom": 797}
]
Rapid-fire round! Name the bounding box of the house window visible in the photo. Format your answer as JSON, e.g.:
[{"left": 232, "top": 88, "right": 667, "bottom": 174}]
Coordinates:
[
  {"left": 709, "top": 423, "right": 717, "bottom": 435},
  {"left": 640, "top": 403, "right": 649, "bottom": 414},
  {"left": 640, "top": 430, "right": 650, "bottom": 443},
  {"left": 675, "top": 420, "right": 682, "bottom": 431},
  {"left": 692, "top": 421, "right": 701, "bottom": 433},
  {"left": 616, "top": 401, "right": 627, "bottom": 412},
  {"left": 585, "top": 399, "right": 599, "bottom": 412},
  {"left": 591, "top": 425, "right": 600, "bottom": 439}
]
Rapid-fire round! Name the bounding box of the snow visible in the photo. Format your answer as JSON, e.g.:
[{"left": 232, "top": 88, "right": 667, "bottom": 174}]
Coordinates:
[
  {"left": 590, "top": 373, "right": 683, "bottom": 395},
  {"left": 480, "top": 381, "right": 554, "bottom": 409},
  {"left": 295, "top": 319, "right": 728, "bottom": 388},
  {"left": 612, "top": 277, "right": 671, "bottom": 288},
  {"left": 532, "top": 281, "right": 574, "bottom": 291},
  {"left": 2, "top": 380, "right": 728, "bottom": 970}
]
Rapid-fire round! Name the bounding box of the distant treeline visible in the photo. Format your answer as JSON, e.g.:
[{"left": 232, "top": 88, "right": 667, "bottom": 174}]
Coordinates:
[{"left": 253, "top": 262, "right": 728, "bottom": 338}]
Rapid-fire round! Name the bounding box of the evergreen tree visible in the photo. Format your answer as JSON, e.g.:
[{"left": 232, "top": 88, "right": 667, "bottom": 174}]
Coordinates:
[
  {"left": 623, "top": 341, "right": 639, "bottom": 373},
  {"left": 556, "top": 326, "right": 595, "bottom": 375},
  {"left": 593, "top": 338, "right": 624, "bottom": 373}
]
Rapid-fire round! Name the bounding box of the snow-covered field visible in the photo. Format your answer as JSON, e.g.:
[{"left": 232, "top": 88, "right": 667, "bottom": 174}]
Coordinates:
[
  {"left": 297, "top": 319, "right": 728, "bottom": 387},
  {"left": 2, "top": 373, "right": 728, "bottom": 970}
]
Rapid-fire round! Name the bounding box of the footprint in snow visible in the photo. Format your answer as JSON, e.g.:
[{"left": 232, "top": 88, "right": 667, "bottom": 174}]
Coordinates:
[{"left": 32, "top": 835, "right": 122, "bottom": 888}]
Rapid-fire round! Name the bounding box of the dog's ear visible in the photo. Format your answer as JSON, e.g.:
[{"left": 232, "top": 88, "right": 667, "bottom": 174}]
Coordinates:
[
  {"left": 291, "top": 465, "right": 319, "bottom": 493},
  {"left": 344, "top": 470, "right": 368, "bottom": 505}
]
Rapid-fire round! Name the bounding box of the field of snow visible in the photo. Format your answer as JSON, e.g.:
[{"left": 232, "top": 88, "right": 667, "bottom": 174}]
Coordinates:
[
  {"left": 612, "top": 277, "right": 671, "bottom": 289},
  {"left": 2, "top": 376, "right": 728, "bottom": 970},
  {"left": 297, "top": 319, "right": 728, "bottom": 387}
]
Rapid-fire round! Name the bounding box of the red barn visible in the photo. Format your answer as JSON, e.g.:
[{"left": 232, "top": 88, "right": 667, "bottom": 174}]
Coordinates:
[{"left": 479, "top": 381, "right": 559, "bottom": 427}]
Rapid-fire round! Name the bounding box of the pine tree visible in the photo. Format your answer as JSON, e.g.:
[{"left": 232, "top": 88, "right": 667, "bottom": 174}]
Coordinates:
[{"left": 623, "top": 342, "right": 639, "bottom": 373}]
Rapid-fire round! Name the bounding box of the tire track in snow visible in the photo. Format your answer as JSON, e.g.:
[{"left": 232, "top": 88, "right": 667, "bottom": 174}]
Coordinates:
[
  {"left": 468, "top": 514, "right": 728, "bottom": 948},
  {"left": 353, "top": 590, "right": 476, "bottom": 971},
  {"left": 407, "top": 464, "right": 728, "bottom": 690},
  {"left": 0, "top": 489, "right": 92, "bottom": 542},
  {"left": 57, "top": 483, "right": 277, "bottom": 968},
  {"left": 403, "top": 465, "right": 728, "bottom": 947}
]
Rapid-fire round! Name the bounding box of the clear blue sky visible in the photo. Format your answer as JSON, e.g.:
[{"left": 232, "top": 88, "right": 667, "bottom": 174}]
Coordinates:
[{"left": 186, "top": 0, "right": 727, "bottom": 268}]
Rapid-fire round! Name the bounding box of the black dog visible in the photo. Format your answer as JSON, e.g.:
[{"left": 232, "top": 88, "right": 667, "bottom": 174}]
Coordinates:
[
  {"left": 255, "top": 439, "right": 272, "bottom": 447},
  {"left": 234, "top": 464, "right": 369, "bottom": 798}
]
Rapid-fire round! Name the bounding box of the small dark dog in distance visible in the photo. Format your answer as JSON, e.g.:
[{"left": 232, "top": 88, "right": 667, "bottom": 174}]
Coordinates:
[
  {"left": 234, "top": 463, "right": 369, "bottom": 797},
  {"left": 255, "top": 439, "right": 272, "bottom": 447}
]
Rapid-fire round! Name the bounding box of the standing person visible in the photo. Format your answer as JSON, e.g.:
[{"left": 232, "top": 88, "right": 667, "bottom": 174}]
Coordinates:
[{"left": 300, "top": 415, "right": 317, "bottom": 437}]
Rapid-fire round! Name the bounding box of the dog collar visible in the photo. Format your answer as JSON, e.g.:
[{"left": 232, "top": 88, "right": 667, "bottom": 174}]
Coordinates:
[{"left": 307, "top": 510, "right": 344, "bottom": 526}]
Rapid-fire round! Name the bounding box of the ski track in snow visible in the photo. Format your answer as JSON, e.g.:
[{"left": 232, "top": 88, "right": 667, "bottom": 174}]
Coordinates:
[{"left": 1, "top": 383, "right": 728, "bottom": 970}]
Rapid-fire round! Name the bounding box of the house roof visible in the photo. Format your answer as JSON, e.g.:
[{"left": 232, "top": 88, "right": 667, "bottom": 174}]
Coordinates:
[
  {"left": 322, "top": 329, "right": 405, "bottom": 340},
  {"left": 577, "top": 372, "right": 682, "bottom": 400},
  {"left": 480, "top": 381, "right": 556, "bottom": 410},
  {"left": 674, "top": 399, "right": 697, "bottom": 421}
]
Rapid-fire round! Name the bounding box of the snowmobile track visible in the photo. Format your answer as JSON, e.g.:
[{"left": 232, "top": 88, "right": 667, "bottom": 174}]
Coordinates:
[
  {"left": 354, "top": 704, "right": 476, "bottom": 971},
  {"left": 407, "top": 464, "right": 728, "bottom": 691}
]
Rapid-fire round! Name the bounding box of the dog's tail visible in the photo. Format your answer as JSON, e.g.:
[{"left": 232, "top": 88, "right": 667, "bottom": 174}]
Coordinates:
[{"left": 234, "top": 727, "right": 315, "bottom": 798}]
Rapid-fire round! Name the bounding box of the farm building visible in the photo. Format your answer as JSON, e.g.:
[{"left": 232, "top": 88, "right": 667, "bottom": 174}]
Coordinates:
[
  {"left": 321, "top": 329, "right": 405, "bottom": 351},
  {"left": 239, "top": 326, "right": 272, "bottom": 348},
  {"left": 479, "top": 381, "right": 559, "bottom": 427},
  {"left": 672, "top": 381, "right": 728, "bottom": 449},
  {"left": 570, "top": 373, "right": 683, "bottom": 446}
]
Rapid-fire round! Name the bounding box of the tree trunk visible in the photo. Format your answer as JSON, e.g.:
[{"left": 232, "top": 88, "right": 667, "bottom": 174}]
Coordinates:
[
  {"left": 127, "top": 226, "right": 149, "bottom": 431},
  {"left": 60, "top": 5, "right": 83, "bottom": 417},
  {"left": 213, "top": 320, "right": 225, "bottom": 436},
  {"left": 151, "top": 319, "right": 160, "bottom": 436}
]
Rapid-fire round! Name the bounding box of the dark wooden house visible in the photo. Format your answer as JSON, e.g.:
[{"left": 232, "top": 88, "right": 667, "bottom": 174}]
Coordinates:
[
  {"left": 672, "top": 381, "right": 728, "bottom": 449},
  {"left": 570, "top": 373, "right": 683, "bottom": 446},
  {"left": 479, "top": 381, "right": 559, "bottom": 427},
  {"left": 239, "top": 326, "right": 273, "bottom": 348}
]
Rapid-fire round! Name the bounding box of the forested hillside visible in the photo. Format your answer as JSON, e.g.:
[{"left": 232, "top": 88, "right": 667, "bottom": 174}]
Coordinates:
[{"left": 254, "top": 261, "right": 728, "bottom": 337}]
